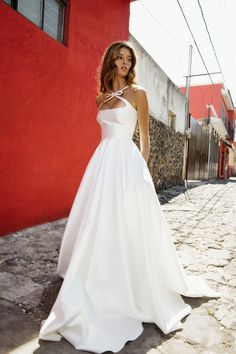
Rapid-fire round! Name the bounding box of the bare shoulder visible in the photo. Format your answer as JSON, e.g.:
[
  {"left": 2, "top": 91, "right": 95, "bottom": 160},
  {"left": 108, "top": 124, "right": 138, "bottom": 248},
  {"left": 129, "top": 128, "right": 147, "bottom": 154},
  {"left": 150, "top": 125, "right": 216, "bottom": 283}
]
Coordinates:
[
  {"left": 131, "top": 84, "right": 145, "bottom": 91},
  {"left": 130, "top": 84, "right": 146, "bottom": 99},
  {"left": 131, "top": 85, "right": 148, "bottom": 107}
]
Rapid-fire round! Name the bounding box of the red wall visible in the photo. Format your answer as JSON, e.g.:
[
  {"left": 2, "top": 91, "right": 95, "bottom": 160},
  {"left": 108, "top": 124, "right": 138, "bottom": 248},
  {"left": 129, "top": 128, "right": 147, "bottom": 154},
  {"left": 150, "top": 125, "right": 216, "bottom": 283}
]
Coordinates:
[
  {"left": 228, "top": 110, "right": 235, "bottom": 125},
  {"left": 0, "top": 0, "right": 131, "bottom": 236},
  {"left": 180, "top": 83, "right": 223, "bottom": 119},
  {"left": 180, "top": 83, "right": 235, "bottom": 179},
  {"left": 179, "top": 83, "right": 235, "bottom": 138}
]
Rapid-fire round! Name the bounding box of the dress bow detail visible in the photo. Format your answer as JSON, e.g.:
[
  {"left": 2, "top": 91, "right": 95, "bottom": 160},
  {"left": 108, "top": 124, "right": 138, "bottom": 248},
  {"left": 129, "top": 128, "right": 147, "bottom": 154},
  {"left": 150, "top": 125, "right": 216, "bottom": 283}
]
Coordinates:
[
  {"left": 105, "top": 87, "right": 128, "bottom": 100},
  {"left": 106, "top": 86, "right": 128, "bottom": 98},
  {"left": 98, "top": 85, "right": 129, "bottom": 110}
]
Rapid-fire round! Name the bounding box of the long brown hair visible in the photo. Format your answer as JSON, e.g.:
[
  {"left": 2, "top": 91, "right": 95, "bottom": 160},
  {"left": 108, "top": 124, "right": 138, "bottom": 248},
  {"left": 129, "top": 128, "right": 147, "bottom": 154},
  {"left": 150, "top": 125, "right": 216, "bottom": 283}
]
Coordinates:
[{"left": 98, "top": 41, "right": 137, "bottom": 94}]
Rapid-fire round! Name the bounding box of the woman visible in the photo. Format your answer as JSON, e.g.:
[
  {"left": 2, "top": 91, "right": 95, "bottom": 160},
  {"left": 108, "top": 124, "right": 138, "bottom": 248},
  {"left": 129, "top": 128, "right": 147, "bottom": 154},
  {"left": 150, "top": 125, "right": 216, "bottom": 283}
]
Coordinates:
[{"left": 39, "top": 41, "right": 220, "bottom": 353}]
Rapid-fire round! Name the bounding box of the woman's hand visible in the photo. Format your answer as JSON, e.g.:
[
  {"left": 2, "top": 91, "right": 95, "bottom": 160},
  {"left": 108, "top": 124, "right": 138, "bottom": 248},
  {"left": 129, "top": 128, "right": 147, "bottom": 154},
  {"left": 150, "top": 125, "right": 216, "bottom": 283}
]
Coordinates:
[{"left": 135, "top": 89, "right": 150, "bottom": 162}]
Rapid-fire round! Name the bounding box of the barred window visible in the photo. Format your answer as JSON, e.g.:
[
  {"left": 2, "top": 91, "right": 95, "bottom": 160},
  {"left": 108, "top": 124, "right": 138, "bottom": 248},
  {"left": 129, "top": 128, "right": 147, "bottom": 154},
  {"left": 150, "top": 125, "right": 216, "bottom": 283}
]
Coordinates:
[
  {"left": 3, "top": 0, "right": 67, "bottom": 44},
  {"left": 168, "top": 111, "right": 176, "bottom": 131},
  {"left": 221, "top": 105, "right": 226, "bottom": 121}
]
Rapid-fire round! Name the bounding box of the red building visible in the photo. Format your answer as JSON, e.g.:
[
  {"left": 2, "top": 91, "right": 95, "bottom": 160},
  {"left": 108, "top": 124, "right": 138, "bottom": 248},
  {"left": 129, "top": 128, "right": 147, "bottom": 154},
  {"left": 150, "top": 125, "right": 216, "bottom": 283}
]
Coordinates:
[
  {"left": 0, "top": 0, "right": 132, "bottom": 236},
  {"left": 180, "top": 83, "right": 235, "bottom": 179}
]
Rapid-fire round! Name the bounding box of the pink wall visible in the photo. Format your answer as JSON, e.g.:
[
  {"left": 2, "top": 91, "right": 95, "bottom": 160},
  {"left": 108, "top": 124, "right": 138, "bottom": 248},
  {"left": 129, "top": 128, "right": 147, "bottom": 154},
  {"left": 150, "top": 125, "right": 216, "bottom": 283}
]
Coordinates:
[{"left": 0, "top": 0, "right": 131, "bottom": 236}]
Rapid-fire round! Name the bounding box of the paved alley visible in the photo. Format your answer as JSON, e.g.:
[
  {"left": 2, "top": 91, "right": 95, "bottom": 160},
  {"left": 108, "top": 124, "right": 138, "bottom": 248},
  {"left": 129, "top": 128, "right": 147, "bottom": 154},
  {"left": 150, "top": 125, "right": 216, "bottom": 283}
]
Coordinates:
[{"left": 0, "top": 179, "right": 236, "bottom": 354}]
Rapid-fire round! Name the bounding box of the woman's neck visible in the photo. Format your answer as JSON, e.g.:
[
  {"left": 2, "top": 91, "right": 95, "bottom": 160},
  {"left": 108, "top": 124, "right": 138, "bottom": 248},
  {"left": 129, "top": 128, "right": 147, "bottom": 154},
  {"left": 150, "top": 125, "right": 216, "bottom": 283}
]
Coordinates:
[{"left": 112, "top": 78, "right": 128, "bottom": 92}]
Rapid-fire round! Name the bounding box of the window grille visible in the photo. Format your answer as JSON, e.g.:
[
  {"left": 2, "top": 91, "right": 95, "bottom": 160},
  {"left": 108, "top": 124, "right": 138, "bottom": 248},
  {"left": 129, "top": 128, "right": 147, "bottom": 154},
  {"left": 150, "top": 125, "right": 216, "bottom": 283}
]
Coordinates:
[{"left": 3, "top": 0, "right": 67, "bottom": 44}]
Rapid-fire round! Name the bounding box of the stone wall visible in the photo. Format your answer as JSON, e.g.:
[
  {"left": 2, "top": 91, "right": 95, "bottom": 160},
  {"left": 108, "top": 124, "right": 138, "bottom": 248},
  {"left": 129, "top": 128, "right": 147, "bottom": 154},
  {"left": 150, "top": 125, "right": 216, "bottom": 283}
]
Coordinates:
[
  {"left": 129, "top": 34, "right": 186, "bottom": 190},
  {"left": 133, "top": 116, "right": 185, "bottom": 191}
]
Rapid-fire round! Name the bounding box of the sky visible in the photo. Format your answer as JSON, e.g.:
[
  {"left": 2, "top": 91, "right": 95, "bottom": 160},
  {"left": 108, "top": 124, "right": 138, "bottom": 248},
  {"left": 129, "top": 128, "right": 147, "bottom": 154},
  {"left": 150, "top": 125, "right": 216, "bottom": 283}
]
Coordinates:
[{"left": 129, "top": 0, "right": 236, "bottom": 106}]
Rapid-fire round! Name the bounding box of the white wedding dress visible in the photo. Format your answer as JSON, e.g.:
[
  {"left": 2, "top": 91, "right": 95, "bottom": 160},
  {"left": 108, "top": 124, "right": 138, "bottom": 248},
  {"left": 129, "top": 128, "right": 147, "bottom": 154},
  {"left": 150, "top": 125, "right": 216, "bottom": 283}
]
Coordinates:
[{"left": 39, "top": 89, "right": 220, "bottom": 353}]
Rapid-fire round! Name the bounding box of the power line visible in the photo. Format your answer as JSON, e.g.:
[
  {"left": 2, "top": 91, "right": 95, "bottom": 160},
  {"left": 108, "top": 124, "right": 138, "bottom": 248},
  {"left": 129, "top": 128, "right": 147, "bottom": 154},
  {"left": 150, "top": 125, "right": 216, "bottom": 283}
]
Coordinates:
[
  {"left": 176, "top": 0, "right": 215, "bottom": 87},
  {"left": 176, "top": 0, "right": 230, "bottom": 118},
  {"left": 197, "top": 0, "right": 227, "bottom": 88},
  {"left": 135, "top": 0, "right": 233, "bottom": 119},
  {"left": 183, "top": 72, "right": 221, "bottom": 78},
  {"left": 138, "top": 0, "right": 186, "bottom": 49}
]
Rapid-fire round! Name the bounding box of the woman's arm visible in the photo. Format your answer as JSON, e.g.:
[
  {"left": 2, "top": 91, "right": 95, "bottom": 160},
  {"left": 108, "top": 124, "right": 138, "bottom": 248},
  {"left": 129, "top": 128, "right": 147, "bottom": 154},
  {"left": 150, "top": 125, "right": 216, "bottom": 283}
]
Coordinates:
[{"left": 135, "top": 89, "right": 150, "bottom": 162}]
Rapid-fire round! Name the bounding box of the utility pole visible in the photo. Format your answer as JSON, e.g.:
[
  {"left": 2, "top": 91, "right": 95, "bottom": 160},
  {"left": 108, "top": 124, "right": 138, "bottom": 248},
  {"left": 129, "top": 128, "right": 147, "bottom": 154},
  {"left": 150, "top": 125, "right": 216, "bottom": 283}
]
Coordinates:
[
  {"left": 183, "top": 45, "right": 193, "bottom": 198},
  {"left": 185, "top": 45, "right": 193, "bottom": 133},
  {"left": 207, "top": 104, "right": 212, "bottom": 180}
]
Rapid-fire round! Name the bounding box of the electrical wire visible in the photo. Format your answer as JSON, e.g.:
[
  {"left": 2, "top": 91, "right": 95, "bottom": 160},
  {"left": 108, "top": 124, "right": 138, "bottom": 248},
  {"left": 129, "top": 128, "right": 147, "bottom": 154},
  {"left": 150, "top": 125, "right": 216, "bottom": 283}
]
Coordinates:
[
  {"left": 176, "top": 0, "right": 233, "bottom": 121},
  {"left": 138, "top": 0, "right": 186, "bottom": 49},
  {"left": 135, "top": 0, "right": 234, "bottom": 130},
  {"left": 197, "top": 0, "right": 227, "bottom": 88},
  {"left": 176, "top": 0, "right": 216, "bottom": 87}
]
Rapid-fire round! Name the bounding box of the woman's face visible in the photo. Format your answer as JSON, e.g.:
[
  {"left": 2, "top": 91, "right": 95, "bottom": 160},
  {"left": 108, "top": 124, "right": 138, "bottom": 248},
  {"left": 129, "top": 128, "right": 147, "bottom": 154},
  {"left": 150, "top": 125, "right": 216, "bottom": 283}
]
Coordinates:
[{"left": 114, "top": 47, "right": 132, "bottom": 78}]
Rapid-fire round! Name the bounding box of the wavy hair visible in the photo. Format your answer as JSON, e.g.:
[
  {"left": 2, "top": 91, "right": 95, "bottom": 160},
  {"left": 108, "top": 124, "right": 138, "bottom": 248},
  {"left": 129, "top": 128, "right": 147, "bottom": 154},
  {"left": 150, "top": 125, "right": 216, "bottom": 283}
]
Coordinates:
[{"left": 98, "top": 41, "right": 137, "bottom": 93}]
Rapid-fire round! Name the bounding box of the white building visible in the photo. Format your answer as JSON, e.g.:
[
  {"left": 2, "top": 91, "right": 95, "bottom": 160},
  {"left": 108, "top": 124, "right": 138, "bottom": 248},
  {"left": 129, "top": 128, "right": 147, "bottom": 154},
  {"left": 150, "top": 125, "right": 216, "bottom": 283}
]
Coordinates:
[{"left": 129, "top": 34, "right": 186, "bottom": 135}]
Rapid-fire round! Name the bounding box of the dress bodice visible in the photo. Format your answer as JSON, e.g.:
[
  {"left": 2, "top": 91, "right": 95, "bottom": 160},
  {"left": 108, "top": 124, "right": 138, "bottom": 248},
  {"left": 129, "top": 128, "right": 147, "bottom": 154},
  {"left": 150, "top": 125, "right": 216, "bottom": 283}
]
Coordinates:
[{"left": 96, "top": 97, "right": 138, "bottom": 141}]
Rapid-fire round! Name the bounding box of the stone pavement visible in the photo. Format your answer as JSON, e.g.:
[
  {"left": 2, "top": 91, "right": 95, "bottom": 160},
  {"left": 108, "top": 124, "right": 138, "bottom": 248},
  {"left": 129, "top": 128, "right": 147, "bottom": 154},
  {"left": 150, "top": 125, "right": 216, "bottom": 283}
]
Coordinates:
[{"left": 0, "top": 178, "right": 236, "bottom": 354}]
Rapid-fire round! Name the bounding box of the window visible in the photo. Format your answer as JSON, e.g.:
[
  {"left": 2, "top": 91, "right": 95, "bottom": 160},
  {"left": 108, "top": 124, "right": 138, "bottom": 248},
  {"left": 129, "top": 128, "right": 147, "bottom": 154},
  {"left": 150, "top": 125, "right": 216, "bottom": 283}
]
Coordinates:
[
  {"left": 3, "top": 0, "right": 67, "bottom": 44},
  {"left": 221, "top": 105, "right": 226, "bottom": 122},
  {"left": 168, "top": 111, "right": 176, "bottom": 130},
  {"left": 221, "top": 104, "right": 230, "bottom": 131}
]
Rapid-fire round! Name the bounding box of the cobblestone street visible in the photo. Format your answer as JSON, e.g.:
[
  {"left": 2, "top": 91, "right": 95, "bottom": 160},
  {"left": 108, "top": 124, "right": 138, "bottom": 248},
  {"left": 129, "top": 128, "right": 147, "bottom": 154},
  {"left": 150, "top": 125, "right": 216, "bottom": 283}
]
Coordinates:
[{"left": 0, "top": 179, "right": 235, "bottom": 354}]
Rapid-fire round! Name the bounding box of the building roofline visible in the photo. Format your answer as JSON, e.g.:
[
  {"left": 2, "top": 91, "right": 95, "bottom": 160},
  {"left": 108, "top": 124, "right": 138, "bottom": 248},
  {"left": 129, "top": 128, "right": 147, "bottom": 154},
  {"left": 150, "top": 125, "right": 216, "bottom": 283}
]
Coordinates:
[
  {"left": 179, "top": 82, "right": 224, "bottom": 89},
  {"left": 221, "top": 88, "right": 236, "bottom": 110},
  {"left": 129, "top": 33, "right": 187, "bottom": 100}
]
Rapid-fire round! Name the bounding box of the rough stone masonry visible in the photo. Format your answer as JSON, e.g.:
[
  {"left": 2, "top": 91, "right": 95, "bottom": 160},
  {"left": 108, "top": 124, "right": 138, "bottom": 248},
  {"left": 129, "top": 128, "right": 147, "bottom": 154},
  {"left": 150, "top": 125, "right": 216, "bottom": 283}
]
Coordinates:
[{"left": 0, "top": 179, "right": 235, "bottom": 354}]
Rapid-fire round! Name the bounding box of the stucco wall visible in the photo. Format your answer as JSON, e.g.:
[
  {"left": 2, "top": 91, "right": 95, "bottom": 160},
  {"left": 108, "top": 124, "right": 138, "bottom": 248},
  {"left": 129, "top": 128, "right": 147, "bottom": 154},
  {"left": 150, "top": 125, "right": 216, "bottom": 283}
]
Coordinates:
[
  {"left": 129, "top": 34, "right": 186, "bottom": 189},
  {"left": 129, "top": 34, "right": 186, "bottom": 134}
]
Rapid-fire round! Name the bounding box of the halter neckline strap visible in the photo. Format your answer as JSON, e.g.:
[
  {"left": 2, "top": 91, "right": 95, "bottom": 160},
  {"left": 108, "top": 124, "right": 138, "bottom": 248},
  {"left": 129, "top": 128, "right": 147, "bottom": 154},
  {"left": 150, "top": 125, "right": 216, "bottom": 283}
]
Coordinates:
[
  {"left": 106, "top": 85, "right": 129, "bottom": 99},
  {"left": 98, "top": 85, "right": 129, "bottom": 109}
]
